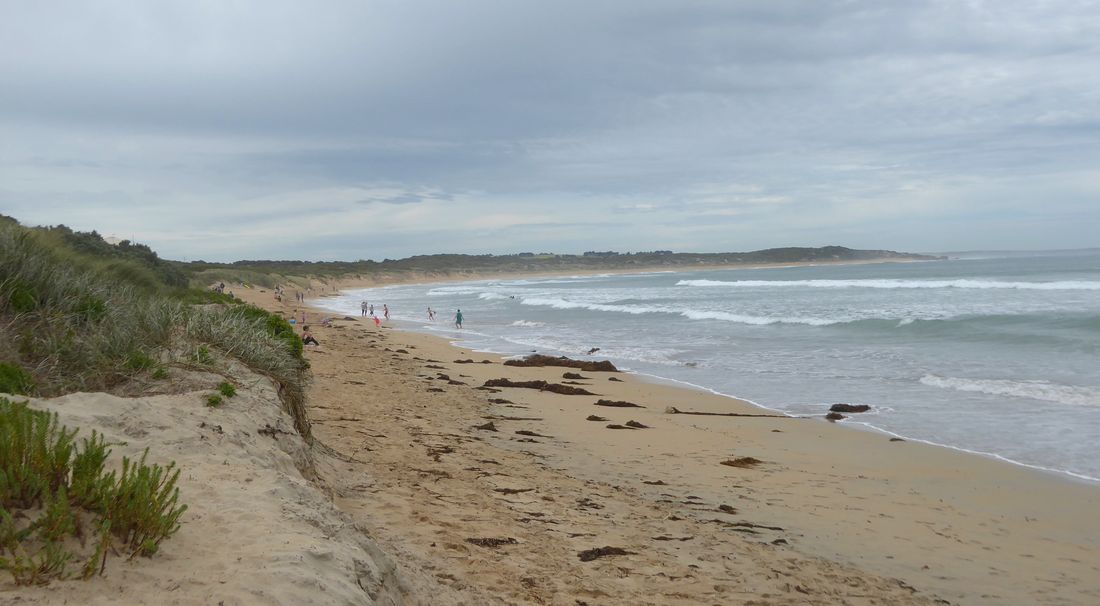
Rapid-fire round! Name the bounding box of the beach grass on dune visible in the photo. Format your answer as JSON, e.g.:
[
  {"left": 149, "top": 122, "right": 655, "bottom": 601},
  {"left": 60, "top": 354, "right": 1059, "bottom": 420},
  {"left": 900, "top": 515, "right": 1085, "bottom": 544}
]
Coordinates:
[{"left": 0, "top": 219, "right": 311, "bottom": 440}]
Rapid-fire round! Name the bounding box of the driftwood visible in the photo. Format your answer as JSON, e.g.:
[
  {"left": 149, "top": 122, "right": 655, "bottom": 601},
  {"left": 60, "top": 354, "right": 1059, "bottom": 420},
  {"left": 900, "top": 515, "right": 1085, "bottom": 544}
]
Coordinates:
[{"left": 665, "top": 406, "right": 786, "bottom": 418}]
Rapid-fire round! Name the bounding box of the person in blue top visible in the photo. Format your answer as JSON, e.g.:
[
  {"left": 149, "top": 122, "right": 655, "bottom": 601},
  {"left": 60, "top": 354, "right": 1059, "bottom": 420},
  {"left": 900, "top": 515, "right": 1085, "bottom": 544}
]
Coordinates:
[{"left": 454, "top": 309, "right": 463, "bottom": 328}]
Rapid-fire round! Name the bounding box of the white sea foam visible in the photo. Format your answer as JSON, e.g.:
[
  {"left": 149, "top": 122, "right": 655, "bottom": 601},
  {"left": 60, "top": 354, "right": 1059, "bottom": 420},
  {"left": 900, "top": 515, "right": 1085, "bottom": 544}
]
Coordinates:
[
  {"left": 920, "top": 375, "right": 1100, "bottom": 407},
  {"left": 519, "top": 296, "right": 856, "bottom": 325},
  {"left": 519, "top": 297, "right": 657, "bottom": 314},
  {"left": 677, "top": 279, "right": 1100, "bottom": 290},
  {"left": 478, "top": 292, "right": 510, "bottom": 300},
  {"left": 510, "top": 320, "right": 545, "bottom": 327}
]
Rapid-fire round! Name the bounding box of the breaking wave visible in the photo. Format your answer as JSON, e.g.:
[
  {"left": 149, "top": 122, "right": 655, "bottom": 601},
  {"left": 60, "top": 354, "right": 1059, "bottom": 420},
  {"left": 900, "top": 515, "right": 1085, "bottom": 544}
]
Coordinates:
[
  {"left": 676, "top": 279, "right": 1100, "bottom": 290},
  {"left": 920, "top": 374, "right": 1100, "bottom": 408}
]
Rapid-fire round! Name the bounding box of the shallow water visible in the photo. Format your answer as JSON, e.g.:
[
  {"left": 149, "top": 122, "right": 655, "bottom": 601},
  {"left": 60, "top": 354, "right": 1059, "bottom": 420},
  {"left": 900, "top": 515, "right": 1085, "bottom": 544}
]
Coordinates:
[{"left": 317, "top": 250, "right": 1100, "bottom": 481}]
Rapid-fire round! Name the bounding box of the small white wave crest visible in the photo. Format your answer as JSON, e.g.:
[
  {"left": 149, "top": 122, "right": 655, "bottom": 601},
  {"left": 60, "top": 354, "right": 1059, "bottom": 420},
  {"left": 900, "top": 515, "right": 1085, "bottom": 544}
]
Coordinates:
[
  {"left": 920, "top": 374, "right": 1100, "bottom": 407},
  {"left": 677, "top": 279, "right": 1100, "bottom": 290},
  {"left": 510, "top": 320, "right": 545, "bottom": 327}
]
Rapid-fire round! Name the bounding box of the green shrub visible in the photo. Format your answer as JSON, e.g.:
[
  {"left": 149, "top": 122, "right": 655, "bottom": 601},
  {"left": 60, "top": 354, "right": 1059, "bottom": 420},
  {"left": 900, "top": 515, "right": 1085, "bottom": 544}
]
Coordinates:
[
  {"left": 125, "top": 351, "right": 156, "bottom": 372},
  {"left": 0, "top": 398, "right": 186, "bottom": 584},
  {"left": 0, "top": 363, "right": 35, "bottom": 395},
  {"left": 205, "top": 394, "right": 223, "bottom": 407},
  {"left": 217, "top": 382, "right": 236, "bottom": 398},
  {"left": 8, "top": 284, "right": 36, "bottom": 314}
]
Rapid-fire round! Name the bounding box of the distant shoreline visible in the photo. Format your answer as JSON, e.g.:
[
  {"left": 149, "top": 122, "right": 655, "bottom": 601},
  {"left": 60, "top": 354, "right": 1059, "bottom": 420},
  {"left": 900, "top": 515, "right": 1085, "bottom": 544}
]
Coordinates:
[{"left": 310, "top": 256, "right": 933, "bottom": 293}]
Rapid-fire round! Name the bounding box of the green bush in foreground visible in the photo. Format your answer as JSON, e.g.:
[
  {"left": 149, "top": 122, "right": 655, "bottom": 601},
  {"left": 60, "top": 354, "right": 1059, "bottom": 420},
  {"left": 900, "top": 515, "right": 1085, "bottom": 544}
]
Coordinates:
[
  {"left": 205, "top": 394, "right": 223, "bottom": 407},
  {"left": 0, "top": 363, "right": 35, "bottom": 395},
  {"left": 0, "top": 398, "right": 187, "bottom": 585}
]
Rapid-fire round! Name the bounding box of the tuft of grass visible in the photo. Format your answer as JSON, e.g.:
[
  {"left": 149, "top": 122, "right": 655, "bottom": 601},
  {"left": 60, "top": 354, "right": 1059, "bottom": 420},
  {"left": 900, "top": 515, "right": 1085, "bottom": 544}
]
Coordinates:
[
  {"left": 125, "top": 351, "right": 156, "bottom": 372},
  {"left": 0, "top": 398, "right": 186, "bottom": 584},
  {"left": 217, "top": 382, "right": 236, "bottom": 398},
  {"left": 151, "top": 367, "right": 169, "bottom": 380},
  {"left": 204, "top": 394, "right": 223, "bottom": 407},
  {"left": 191, "top": 346, "right": 213, "bottom": 365},
  {"left": 0, "top": 363, "right": 35, "bottom": 395}
]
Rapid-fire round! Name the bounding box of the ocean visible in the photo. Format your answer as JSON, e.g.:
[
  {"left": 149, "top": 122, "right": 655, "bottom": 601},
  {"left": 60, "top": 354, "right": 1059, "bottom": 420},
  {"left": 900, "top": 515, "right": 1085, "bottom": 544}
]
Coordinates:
[{"left": 315, "top": 250, "right": 1100, "bottom": 482}]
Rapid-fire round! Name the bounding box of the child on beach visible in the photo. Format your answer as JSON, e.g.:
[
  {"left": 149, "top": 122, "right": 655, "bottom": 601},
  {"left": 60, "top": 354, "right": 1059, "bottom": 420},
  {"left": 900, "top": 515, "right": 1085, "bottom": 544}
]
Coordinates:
[
  {"left": 383, "top": 304, "right": 389, "bottom": 320},
  {"left": 454, "top": 309, "right": 463, "bottom": 329},
  {"left": 373, "top": 315, "right": 382, "bottom": 327},
  {"left": 301, "top": 326, "right": 319, "bottom": 346}
]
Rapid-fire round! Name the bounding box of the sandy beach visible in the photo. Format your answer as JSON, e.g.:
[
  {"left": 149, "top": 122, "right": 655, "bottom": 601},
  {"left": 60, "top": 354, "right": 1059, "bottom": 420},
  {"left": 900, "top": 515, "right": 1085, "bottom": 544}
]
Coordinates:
[
  {"left": 5, "top": 278, "right": 1097, "bottom": 605},
  {"left": 263, "top": 284, "right": 1099, "bottom": 604}
]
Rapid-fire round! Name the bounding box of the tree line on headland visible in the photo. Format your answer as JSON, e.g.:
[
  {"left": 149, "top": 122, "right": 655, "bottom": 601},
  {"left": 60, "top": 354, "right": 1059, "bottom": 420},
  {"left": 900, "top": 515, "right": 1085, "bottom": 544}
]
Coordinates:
[{"left": 0, "top": 214, "right": 941, "bottom": 291}]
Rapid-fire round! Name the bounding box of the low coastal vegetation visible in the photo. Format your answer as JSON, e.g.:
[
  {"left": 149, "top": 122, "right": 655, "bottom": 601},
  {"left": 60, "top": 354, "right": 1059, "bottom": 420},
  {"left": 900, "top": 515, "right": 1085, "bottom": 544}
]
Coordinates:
[
  {"left": 0, "top": 216, "right": 315, "bottom": 585},
  {"left": 0, "top": 216, "right": 311, "bottom": 439},
  {"left": 0, "top": 398, "right": 186, "bottom": 584}
]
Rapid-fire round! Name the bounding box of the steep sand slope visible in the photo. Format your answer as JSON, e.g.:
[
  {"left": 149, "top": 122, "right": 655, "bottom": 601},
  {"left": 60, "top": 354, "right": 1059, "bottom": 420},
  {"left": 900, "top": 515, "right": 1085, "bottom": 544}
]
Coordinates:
[{"left": 0, "top": 361, "right": 462, "bottom": 605}]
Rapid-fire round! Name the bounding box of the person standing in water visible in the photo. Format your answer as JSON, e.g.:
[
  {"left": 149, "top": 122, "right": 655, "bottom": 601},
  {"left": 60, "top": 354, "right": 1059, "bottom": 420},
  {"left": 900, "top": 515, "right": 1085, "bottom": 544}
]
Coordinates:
[
  {"left": 383, "top": 304, "right": 389, "bottom": 320},
  {"left": 427, "top": 307, "right": 435, "bottom": 321},
  {"left": 454, "top": 309, "right": 463, "bottom": 328}
]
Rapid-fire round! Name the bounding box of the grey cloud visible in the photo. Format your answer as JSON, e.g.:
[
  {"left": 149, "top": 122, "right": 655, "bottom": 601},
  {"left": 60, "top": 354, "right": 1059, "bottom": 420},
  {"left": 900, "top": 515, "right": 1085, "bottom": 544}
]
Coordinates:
[{"left": 2, "top": 1, "right": 1099, "bottom": 259}]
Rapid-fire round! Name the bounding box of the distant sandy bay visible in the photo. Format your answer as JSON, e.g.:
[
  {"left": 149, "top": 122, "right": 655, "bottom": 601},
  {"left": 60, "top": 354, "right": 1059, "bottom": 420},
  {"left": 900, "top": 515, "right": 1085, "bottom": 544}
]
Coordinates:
[{"left": 248, "top": 266, "right": 1100, "bottom": 605}]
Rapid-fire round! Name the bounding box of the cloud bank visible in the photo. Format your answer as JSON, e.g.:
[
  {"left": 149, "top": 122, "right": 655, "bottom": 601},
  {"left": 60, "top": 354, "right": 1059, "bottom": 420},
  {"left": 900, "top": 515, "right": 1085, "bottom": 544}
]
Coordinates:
[{"left": 2, "top": 1, "right": 1098, "bottom": 260}]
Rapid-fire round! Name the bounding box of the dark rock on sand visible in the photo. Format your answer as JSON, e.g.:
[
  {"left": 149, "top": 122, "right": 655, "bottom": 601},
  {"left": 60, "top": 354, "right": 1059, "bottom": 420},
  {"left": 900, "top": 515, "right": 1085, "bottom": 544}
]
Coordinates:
[
  {"left": 586, "top": 415, "right": 609, "bottom": 422},
  {"left": 474, "top": 421, "right": 498, "bottom": 432},
  {"left": 825, "top": 412, "right": 845, "bottom": 421},
  {"left": 608, "top": 377, "right": 624, "bottom": 382},
  {"left": 563, "top": 372, "right": 589, "bottom": 380},
  {"left": 624, "top": 420, "right": 649, "bottom": 429},
  {"left": 829, "top": 403, "right": 871, "bottom": 413}
]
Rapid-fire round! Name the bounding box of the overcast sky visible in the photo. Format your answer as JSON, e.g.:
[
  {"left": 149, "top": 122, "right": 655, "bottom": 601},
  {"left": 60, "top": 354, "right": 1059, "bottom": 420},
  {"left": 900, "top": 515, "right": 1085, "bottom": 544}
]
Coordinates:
[{"left": 2, "top": 1, "right": 1098, "bottom": 261}]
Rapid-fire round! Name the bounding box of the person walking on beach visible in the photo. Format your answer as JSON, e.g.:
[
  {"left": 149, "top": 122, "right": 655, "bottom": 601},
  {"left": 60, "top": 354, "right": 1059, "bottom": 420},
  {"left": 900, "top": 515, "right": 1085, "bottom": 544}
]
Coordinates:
[
  {"left": 369, "top": 304, "right": 374, "bottom": 316},
  {"left": 361, "top": 300, "right": 368, "bottom": 316},
  {"left": 454, "top": 309, "right": 463, "bottom": 329},
  {"left": 383, "top": 304, "right": 390, "bottom": 320}
]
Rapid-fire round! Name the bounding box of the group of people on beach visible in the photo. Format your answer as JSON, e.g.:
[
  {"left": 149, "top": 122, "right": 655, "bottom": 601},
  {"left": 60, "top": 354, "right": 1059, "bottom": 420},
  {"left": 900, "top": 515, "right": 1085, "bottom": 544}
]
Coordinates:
[
  {"left": 420, "top": 307, "right": 459, "bottom": 327},
  {"left": 299, "top": 298, "right": 465, "bottom": 350}
]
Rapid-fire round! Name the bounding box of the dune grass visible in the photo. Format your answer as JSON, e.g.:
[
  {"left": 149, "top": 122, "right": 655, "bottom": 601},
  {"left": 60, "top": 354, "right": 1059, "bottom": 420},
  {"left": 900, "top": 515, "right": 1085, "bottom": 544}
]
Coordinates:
[{"left": 0, "top": 218, "right": 311, "bottom": 439}]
